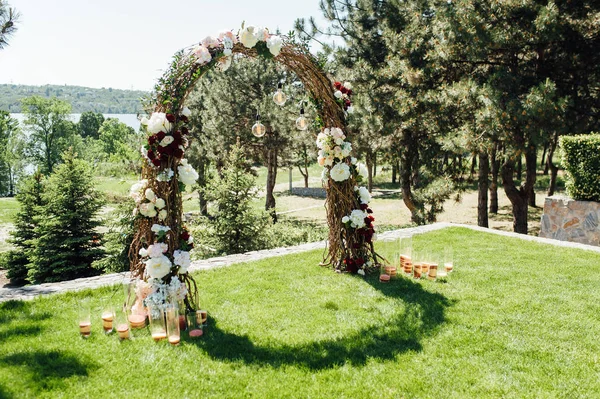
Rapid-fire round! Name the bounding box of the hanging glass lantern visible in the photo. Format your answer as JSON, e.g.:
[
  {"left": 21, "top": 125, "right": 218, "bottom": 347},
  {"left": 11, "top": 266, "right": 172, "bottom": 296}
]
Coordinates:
[
  {"left": 252, "top": 113, "right": 266, "bottom": 137},
  {"left": 272, "top": 83, "right": 287, "bottom": 106}
]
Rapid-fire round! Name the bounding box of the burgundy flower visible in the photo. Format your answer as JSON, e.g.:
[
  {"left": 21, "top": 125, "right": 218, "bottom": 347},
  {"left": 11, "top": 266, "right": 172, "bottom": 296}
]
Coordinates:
[
  {"left": 172, "top": 131, "right": 183, "bottom": 145},
  {"left": 341, "top": 87, "right": 348, "bottom": 94},
  {"left": 147, "top": 149, "right": 155, "bottom": 159},
  {"left": 347, "top": 89, "right": 353, "bottom": 96},
  {"left": 344, "top": 258, "right": 358, "bottom": 274},
  {"left": 166, "top": 113, "right": 176, "bottom": 123},
  {"left": 180, "top": 115, "right": 189, "bottom": 123},
  {"left": 355, "top": 258, "right": 365, "bottom": 267},
  {"left": 334, "top": 81, "right": 342, "bottom": 90},
  {"left": 368, "top": 215, "right": 375, "bottom": 222},
  {"left": 180, "top": 231, "right": 190, "bottom": 241},
  {"left": 366, "top": 208, "right": 373, "bottom": 214},
  {"left": 345, "top": 99, "right": 351, "bottom": 106},
  {"left": 174, "top": 148, "right": 184, "bottom": 159},
  {"left": 181, "top": 126, "right": 189, "bottom": 135},
  {"left": 148, "top": 135, "right": 157, "bottom": 145},
  {"left": 156, "top": 131, "right": 166, "bottom": 141},
  {"left": 364, "top": 217, "right": 372, "bottom": 226},
  {"left": 360, "top": 203, "right": 369, "bottom": 211},
  {"left": 151, "top": 158, "right": 161, "bottom": 167}
]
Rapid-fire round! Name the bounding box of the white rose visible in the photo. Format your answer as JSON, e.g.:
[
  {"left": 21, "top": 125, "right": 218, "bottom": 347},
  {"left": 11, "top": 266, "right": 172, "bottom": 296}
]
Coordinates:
[
  {"left": 181, "top": 107, "right": 192, "bottom": 117},
  {"left": 139, "top": 203, "right": 157, "bottom": 218},
  {"left": 324, "top": 157, "right": 334, "bottom": 167},
  {"left": 159, "top": 135, "right": 174, "bottom": 147},
  {"left": 266, "top": 35, "right": 283, "bottom": 57},
  {"left": 145, "top": 188, "right": 156, "bottom": 201},
  {"left": 173, "top": 250, "right": 191, "bottom": 274},
  {"left": 349, "top": 209, "right": 368, "bottom": 229},
  {"left": 151, "top": 224, "right": 170, "bottom": 233},
  {"left": 193, "top": 44, "right": 212, "bottom": 64},
  {"left": 201, "top": 35, "right": 220, "bottom": 48},
  {"left": 343, "top": 82, "right": 352, "bottom": 90},
  {"left": 357, "top": 163, "right": 369, "bottom": 180},
  {"left": 158, "top": 209, "right": 168, "bottom": 221},
  {"left": 155, "top": 198, "right": 166, "bottom": 209},
  {"left": 145, "top": 255, "right": 172, "bottom": 280},
  {"left": 351, "top": 157, "right": 358, "bottom": 165},
  {"left": 219, "top": 30, "right": 238, "bottom": 44},
  {"left": 217, "top": 56, "right": 232, "bottom": 72},
  {"left": 341, "top": 142, "right": 352, "bottom": 157},
  {"left": 147, "top": 243, "right": 168, "bottom": 258},
  {"left": 334, "top": 137, "right": 344, "bottom": 145},
  {"left": 239, "top": 25, "right": 259, "bottom": 48},
  {"left": 140, "top": 116, "right": 149, "bottom": 125},
  {"left": 357, "top": 269, "right": 365, "bottom": 276},
  {"left": 187, "top": 235, "right": 194, "bottom": 244},
  {"left": 178, "top": 159, "right": 199, "bottom": 186},
  {"left": 146, "top": 112, "right": 171, "bottom": 134},
  {"left": 347, "top": 106, "right": 354, "bottom": 114},
  {"left": 331, "top": 128, "right": 345, "bottom": 140},
  {"left": 334, "top": 90, "right": 343, "bottom": 99},
  {"left": 139, "top": 248, "right": 148, "bottom": 258},
  {"left": 342, "top": 216, "right": 350, "bottom": 223},
  {"left": 129, "top": 180, "right": 147, "bottom": 201},
  {"left": 358, "top": 186, "right": 371, "bottom": 204},
  {"left": 330, "top": 163, "right": 351, "bottom": 182}
]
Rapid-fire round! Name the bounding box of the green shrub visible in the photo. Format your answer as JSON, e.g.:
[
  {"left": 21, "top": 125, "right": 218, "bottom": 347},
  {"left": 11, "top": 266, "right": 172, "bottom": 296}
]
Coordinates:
[
  {"left": 92, "top": 199, "right": 136, "bottom": 273},
  {"left": 560, "top": 134, "right": 600, "bottom": 201}
]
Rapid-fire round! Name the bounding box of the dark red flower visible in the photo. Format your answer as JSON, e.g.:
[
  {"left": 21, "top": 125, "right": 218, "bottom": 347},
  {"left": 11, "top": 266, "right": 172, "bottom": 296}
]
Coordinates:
[
  {"left": 355, "top": 258, "right": 365, "bottom": 267},
  {"left": 174, "top": 148, "right": 184, "bottom": 159},
  {"left": 148, "top": 135, "right": 157, "bottom": 145},
  {"left": 156, "top": 131, "right": 166, "bottom": 141},
  {"left": 180, "top": 115, "right": 189, "bottom": 123},
  {"left": 172, "top": 131, "right": 183, "bottom": 145},
  {"left": 147, "top": 149, "right": 155, "bottom": 159},
  {"left": 344, "top": 258, "right": 358, "bottom": 274},
  {"left": 166, "top": 113, "right": 176, "bottom": 123},
  {"left": 347, "top": 89, "right": 353, "bottom": 96},
  {"left": 334, "top": 81, "right": 342, "bottom": 90},
  {"left": 345, "top": 99, "right": 351, "bottom": 106},
  {"left": 360, "top": 203, "right": 369, "bottom": 210},
  {"left": 181, "top": 126, "right": 189, "bottom": 135},
  {"left": 364, "top": 217, "right": 372, "bottom": 226},
  {"left": 367, "top": 208, "right": 373, "bottom": 214},
  {"left": 341, "top": 87, "right": 348, "bottom": 94},
  {"left": 151, "top": 158, "right": 161, "bottom": 167},
  {"left": 180, "top": 231, "right": 190, "bottom": 241},
  {"left": 368, "top": 215, "right": 375, "bottom": 222}
]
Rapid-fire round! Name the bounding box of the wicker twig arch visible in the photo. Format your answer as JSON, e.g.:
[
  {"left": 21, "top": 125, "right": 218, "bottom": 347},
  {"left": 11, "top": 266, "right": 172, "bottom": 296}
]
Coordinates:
[{"left": 129, "top": 27, "right": 382, "bottom": 311}]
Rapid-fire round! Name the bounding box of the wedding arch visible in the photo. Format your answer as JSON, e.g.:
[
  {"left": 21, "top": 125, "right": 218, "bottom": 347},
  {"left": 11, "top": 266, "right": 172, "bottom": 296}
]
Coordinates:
[{"left": 128, "top": 25, "right": 383, "bottom": 312}]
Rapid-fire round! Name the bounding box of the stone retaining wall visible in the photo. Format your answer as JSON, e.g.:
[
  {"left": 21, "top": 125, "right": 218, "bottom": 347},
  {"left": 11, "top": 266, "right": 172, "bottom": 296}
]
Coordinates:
[
  {"left": 290, "top": 187, "right": 327, "bottom": 198},
  {"left": 539, "top": 196, "right": 600, "bottom": 246}
]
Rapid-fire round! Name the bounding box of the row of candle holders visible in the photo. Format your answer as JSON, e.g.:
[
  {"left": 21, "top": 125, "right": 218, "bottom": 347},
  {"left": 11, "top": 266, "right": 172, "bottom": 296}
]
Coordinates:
[
  {"left": 78, "top": 303, "right": 208, "bottom": 345},
  {"left": 380, "top": 238, "right": 455, "bottom": 282}
]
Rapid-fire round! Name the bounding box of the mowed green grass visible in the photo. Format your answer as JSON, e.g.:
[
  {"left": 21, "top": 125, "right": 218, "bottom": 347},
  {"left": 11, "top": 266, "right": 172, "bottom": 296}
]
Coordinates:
[
  {"left": 0, "top": 198, "right": 19, "bottom": 224},
  {"left": 1, "top": 227, "right": 600, "bottom": 398}
]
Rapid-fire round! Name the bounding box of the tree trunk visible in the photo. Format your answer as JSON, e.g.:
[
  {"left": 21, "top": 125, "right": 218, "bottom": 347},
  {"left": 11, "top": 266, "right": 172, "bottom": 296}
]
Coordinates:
[
  {"left": 547, "top": 133, "right": 560, "bottom": 197},
  {"left": 400, "top": 131, "right": 422, "bottom": 225},
  {"left": 8, "top": 166, "right": 14, "bottom": 197},
  {"left": 196, "top": 159, "right": 209, "bottom": 216},
  {"left": 489, "top": 144, "right": 500, "bottom": 214},
  {"left": 528, "top": 185, "right": 536, "bottom": 207},
  {"left": 265, "top": 147, "right": 278, "bottom": 223},
  {"left": 478, "top": 151, "right": 489, "bottom": 228},
  {"left": 501, "top": 144, "right": 537, "bottom": 234},
  {"left": 516, "top": 155, "right": 523, "bottom": 181},
  {"left": 540, "top": 142, "right": 548, "bottom": 173},
  {"left": 366, "top": 151, "right": 374, "bottom": 192},
  {"left": 373, "top": 152, "right": 377, "bottom": 177},
  {"left": 392, "top": 162, "right": 397, "bottom": 184},
  {"left": 469, "top": 154, "right": 477, "bottom": 181}
]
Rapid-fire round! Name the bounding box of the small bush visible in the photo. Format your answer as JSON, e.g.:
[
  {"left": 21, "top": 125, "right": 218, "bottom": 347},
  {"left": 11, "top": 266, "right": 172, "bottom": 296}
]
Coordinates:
[{"left": 560, "top": 134, "right": 600, "bottom": 201}]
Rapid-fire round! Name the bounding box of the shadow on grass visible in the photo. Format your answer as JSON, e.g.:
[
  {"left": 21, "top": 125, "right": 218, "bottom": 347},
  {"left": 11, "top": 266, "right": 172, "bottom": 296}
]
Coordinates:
[
  {"left": 0, "top": 301, "right": 51, "bottom": 343},
  {"left": 188, "top": 276, "right": 450, "bottom": 370},
  {"left": 0, "top": 350, "right": 94, "bottom": 392}
]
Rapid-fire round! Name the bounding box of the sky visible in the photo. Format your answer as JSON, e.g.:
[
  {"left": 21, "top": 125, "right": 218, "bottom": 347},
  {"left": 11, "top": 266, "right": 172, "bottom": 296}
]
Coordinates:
[{"left": 0, "top": 0, "right": 328, "bottom": 91}]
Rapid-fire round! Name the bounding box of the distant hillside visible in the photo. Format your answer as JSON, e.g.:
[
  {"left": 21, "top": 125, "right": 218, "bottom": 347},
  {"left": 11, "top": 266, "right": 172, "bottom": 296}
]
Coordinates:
[{"left": 0, "top": 84, "right": 149, "bottom": 114}]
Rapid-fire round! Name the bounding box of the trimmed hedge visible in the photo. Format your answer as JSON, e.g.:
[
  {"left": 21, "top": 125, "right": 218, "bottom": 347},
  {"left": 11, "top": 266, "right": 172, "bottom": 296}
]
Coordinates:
[{"left": 560, "top": 134, "right": 600, "bottom": 202}]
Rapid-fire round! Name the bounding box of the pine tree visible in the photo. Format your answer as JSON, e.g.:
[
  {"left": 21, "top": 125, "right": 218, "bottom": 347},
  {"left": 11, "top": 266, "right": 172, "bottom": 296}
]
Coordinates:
[
  {"left": 0, "top": 172, "right": 45, "bottom": 284},
  {"left": 28, "top": 148, "right": 104, "bottom": 283},
  {"left": 206, "top": 139, "right": 270, "bottom": 254}
]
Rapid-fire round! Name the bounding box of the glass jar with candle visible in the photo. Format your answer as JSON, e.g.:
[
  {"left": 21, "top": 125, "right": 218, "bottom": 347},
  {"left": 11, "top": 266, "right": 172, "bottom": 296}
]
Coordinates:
[
  {"left": 166, "top": 306, "right": 181, "bottom": 346},
  {"left": 412, "top": 251, "right": 423, "bottom": 279},
  {"left": 400, "top": 237, "right": 413, "bottom": 277},
  {"left": 101, "top": 305, "right": 115, "bottom": 334},
  {"left": 428, "top": 253, "right": 439, "bottom": 281},
  {"left": 78, "top": 300, "right": 92, "bottom": 338},
  {"left": 148, "top": 305, "right": 167, "bottom": 342},
  {"left": 115, "top": 310, "right": 130, "bottom": 340},
  {"left": 444, "top": 246, "right": 454, "bottom": 273},
  {"left": 187, "top": 310, "right": 204, "bottom": 338}
]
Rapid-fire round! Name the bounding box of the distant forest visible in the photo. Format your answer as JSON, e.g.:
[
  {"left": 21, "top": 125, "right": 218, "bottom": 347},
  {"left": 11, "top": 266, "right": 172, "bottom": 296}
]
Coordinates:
[{"left": 0, "top": 84, "right": 149, "bottom": 113}]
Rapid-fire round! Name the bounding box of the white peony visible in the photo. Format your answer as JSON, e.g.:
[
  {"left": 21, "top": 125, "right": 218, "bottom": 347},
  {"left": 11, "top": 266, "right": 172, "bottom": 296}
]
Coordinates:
[
  {"left": 331, "top": 128, "right": 346, "bottom": 140},
  {"left": 201, "top": 36, "right": 220, "bottom": 48},
  {"left": 349, "top": 209, "right": 368, "bottom": 229},
  {"left": 159, "top": 135, "right": 174, "bottom": 147},
  {"left": 266, "top": 35, "right": 283, "bottom": 56},
  {"left": 330, "top": 162, "right": 351, "bottom": 182},
  {"left": 145, "top": 255, "right": 172, "bottom": 280},
  {"left": 351, "top": 157, "right": 358, "bottom": 165},
  {"left": 343, "top": 82, "right": 352, "bottom": 90},
  {"left": 146, "top": 112, "right": 171, "bottom": 134},
  {"left": 140, "top": 116, "right": 149, "bottom": 126},
  {"left": 139, "top": 202, "right": 157, "bottom": 218},
  {"left": 334, "top": 90, "right": 343, "bottom": 99},
  {"left": 357, "top": 162, "right": 368, "bottom": 180},
  {"left": 341, "top": 142, "right": 352, "bottom": 157},
  {"left": 316, "top": 132, "right": 328, "bottom": 149},
  {"left": 139, "top": 247, "right": 148, "bottom": 258},
  {"left": 342, "top": 216, "right": 350, "bottom": 223},
  {"left": 334, "top": 137, "right": 344, "bottom": 146},
  {"left": 173, "top": 250, "right": 191, "bottom": 274},
  {"left": 239, "top": 25, "right": 260, "bottom": 48},
  {"left": 158, "top": 209, "right": 168, "bottom": 221},
  {"left": 219, "top": 30, "right": 238, "bottom": 44},
  {"left": 181, "top": 107, "right": 192, "bottom": 117},
  {"left": 357, "top": 269, "right": 365, "bottom": 276},
  {"left": 151, "top": 224, "right": 171, "bottom": 233},
  {"left": 358, "top": 186, "right": 371, "bottom": 204},
  {"left": 347, "top": 106, "right": 354, "bottom": 114},
  {"left": 193, "top": 44, "right": 212, "bottom": 64},
  {"left": 147, "top": 243, "right": 168, "bottom": 258},
  {"left": 145, "top": 188, "right": 156, "bottom": 201},
  {"left": 129, "top": 180, "right": 147, "bottom": 202},
  {"left": 324, "top": 157, "right": 334, "bottom": 167},
  {"left": 178, "top": 159, "right": 199, "bottom": 186},
  {"left": 217, "top": 56, "right": 232, "bottom": 72}
]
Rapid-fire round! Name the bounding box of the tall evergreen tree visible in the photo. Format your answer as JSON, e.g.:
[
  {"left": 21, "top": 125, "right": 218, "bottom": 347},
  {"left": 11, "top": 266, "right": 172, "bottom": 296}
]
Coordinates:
[
  {"left": 28, "top": 148, "right": 104, "bottom": 283},
  {"left": 0, "top": 172, "right": 45, "bottom": 284},
  {"left": 0, "top": 0, "right": 18, "bottom": 50}
]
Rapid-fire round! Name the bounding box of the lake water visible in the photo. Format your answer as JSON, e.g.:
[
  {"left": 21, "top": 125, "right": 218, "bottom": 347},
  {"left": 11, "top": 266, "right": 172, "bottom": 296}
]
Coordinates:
[{"left": 10, "top": 113, "right": 141, "bottom": 131}]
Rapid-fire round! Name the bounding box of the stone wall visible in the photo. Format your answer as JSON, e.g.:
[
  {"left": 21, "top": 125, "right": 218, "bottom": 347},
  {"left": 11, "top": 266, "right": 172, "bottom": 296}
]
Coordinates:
[
  {"left": 290, "top": 187, "right": 327, "bottom": 198},
  {"left": 539, "top": 196, "right": 600, "bottom": 246}
]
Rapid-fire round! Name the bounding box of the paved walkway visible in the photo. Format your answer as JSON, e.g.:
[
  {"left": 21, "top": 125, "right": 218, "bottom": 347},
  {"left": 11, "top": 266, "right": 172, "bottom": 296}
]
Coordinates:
[{"left": 2, "top": 223, "right": 599, "bottom": 302}]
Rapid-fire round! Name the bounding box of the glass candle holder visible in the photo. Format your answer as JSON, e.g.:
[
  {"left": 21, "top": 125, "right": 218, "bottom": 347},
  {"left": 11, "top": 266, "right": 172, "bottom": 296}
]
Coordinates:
[
  {"left": 199, "top": 309, "right": 208, "bottom": 327},
  {"left": 78, "top": 300, "right": 91, "bottom": 338},
  {"left": 444, "top": 246, "right": 454, "bottom": 273},
  {"left": 101, "top": 306, "right": 115, "bottom": 334},
  {"left": 412, "top": 251, "right": 423, "bottom": 279},
  {"left": 177, "top": 301, "right": 188, "bottom": 332},
  {"left": 428, "top": 253, "right": 439, "bottom": 281},
  {"left": 166, "top": 306, "right": 181, "bottom": 346},
  {"left": 187, "top": 310, "right": 204, "bottom": 338},
  {"left": 127, "top": 303, "right": 147, "bottom": 329},
  {"left": 379, "top": 263, "right": 391, "bottom": 283},
  {"left": 148, "top": 305, "right": 167, "bottom": 342},
  {"left": 115, "top": 311, "right": 130, "bottom": 340}
]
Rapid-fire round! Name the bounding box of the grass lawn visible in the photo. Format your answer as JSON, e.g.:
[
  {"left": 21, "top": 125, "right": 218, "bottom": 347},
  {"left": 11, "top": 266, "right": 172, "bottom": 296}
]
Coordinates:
[
  {"left": 2, "top": 227, "right": 600, "bottom": 398},
  {"left": 0, "top": 198, "right": 19, "bottom": 224}
]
